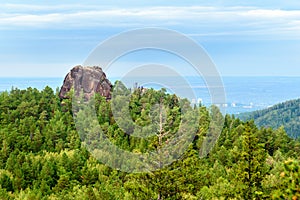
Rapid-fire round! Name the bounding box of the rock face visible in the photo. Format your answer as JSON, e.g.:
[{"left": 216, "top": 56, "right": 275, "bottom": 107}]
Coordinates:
[{"left": 59, "top": 65, "right": 112, "bottom": 100}]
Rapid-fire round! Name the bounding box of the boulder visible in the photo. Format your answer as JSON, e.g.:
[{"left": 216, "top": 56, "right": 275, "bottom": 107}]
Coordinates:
[{"left": 59, "top": 65, "right": 112, "bottom": 100}]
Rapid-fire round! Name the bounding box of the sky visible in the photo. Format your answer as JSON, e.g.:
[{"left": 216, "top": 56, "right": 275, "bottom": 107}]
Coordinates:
[{"left": 1, "top": 0, "right": 300, "bottom": 77}]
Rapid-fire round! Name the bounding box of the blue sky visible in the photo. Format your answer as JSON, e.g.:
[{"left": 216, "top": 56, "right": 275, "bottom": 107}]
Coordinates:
[{"left": 1, "top": 0, "right": 300, "bottom": 77}]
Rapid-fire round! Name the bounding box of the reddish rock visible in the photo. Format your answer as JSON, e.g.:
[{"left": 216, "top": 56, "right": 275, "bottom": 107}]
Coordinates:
[{"left": 59, "top": 65, "right": 112, "bottom": 100}]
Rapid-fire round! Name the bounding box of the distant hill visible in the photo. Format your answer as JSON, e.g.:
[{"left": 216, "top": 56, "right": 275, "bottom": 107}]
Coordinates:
[{"left": 238, "top": 98, "right": 300, "bottom": 138}]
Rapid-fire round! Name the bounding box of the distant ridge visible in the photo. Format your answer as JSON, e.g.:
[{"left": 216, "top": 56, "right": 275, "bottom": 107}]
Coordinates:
[{"left": 237, "top": 98, "right": 300, "bottom": 138}]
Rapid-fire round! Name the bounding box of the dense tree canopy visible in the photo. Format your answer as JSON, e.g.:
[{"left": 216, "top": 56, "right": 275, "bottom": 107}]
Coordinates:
[
  {"left": 239, "top": 98, "right": 300, "bottom": 139},
  {"left": 0, "top": 85, "right": 299, "bottom": 199}
]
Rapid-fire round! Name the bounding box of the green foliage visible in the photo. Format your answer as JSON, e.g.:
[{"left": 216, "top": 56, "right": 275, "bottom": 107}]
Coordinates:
[
  {"left": 0, "top": 85, "right": 299, "bottom": 199},
  {"left": 272, "top": 159, "right": 300, "bottom": 199},
  {"left": 239, "top": 98, "right": 300, "bottom": 138},
  {"left": 234, "top": 122, "right": 268, "bottom": 199}
]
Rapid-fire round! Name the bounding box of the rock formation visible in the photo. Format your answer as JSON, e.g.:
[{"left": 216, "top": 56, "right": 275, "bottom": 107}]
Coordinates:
[{"left": 59, "top": 65, "right": 112, "bottom": 100}]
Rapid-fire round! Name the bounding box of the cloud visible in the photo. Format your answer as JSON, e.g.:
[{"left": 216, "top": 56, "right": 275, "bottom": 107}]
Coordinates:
[{"left": 1, "top": 4, "right": 300, "bottom": 38}]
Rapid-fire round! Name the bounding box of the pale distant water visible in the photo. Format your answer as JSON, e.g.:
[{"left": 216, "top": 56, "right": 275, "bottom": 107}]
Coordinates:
[{"left": 1, "top": 76, "right": 300, "bottom": 114}]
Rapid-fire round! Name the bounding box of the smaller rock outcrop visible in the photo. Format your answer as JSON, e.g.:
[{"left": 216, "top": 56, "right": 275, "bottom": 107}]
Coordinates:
[{"left": 59, "top": 65, "right": 112, "bottom": 100}]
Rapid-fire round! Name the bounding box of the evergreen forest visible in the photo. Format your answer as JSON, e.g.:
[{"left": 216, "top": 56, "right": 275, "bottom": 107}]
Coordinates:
[
  {"left": 0, "top": 84, "right": 300, "bottom": 199},
  {"left": 239, "top": 98, "right": 300, "bottom": 139}
]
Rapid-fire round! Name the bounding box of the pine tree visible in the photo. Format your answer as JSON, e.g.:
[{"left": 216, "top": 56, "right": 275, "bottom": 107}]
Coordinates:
[{"left": 235, "top": 121, "right": 268, "bottom": 199}]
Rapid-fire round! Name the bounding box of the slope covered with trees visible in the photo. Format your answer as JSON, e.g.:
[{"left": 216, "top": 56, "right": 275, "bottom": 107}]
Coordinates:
[
  {"left": 0, "top": 85, "right": 299, "bottom": 199},
  {"left": 238, "top": 98, "right": 300, "bottom": 138}
]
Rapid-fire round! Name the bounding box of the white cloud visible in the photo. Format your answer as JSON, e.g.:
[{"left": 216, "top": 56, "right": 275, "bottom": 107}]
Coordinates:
[
  {"left": 1, "top": 3, "right": 104, "bottom": 12},
  {"left": 1, "top": 4, "right": 300, "bottom": 38}
]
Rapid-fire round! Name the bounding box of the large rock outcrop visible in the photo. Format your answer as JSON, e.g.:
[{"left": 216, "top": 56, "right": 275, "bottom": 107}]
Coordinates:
[{"left": 59, "top": 65, "right": 112, "bottom": 100}]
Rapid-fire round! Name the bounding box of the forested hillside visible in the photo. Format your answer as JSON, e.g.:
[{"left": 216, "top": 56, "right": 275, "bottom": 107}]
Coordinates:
[
  {"left": 239, "top": 98, "right": 300, "bottom": 138},
  {"left": 0, "top": 85, "right": 300, "bottom": 199}
]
